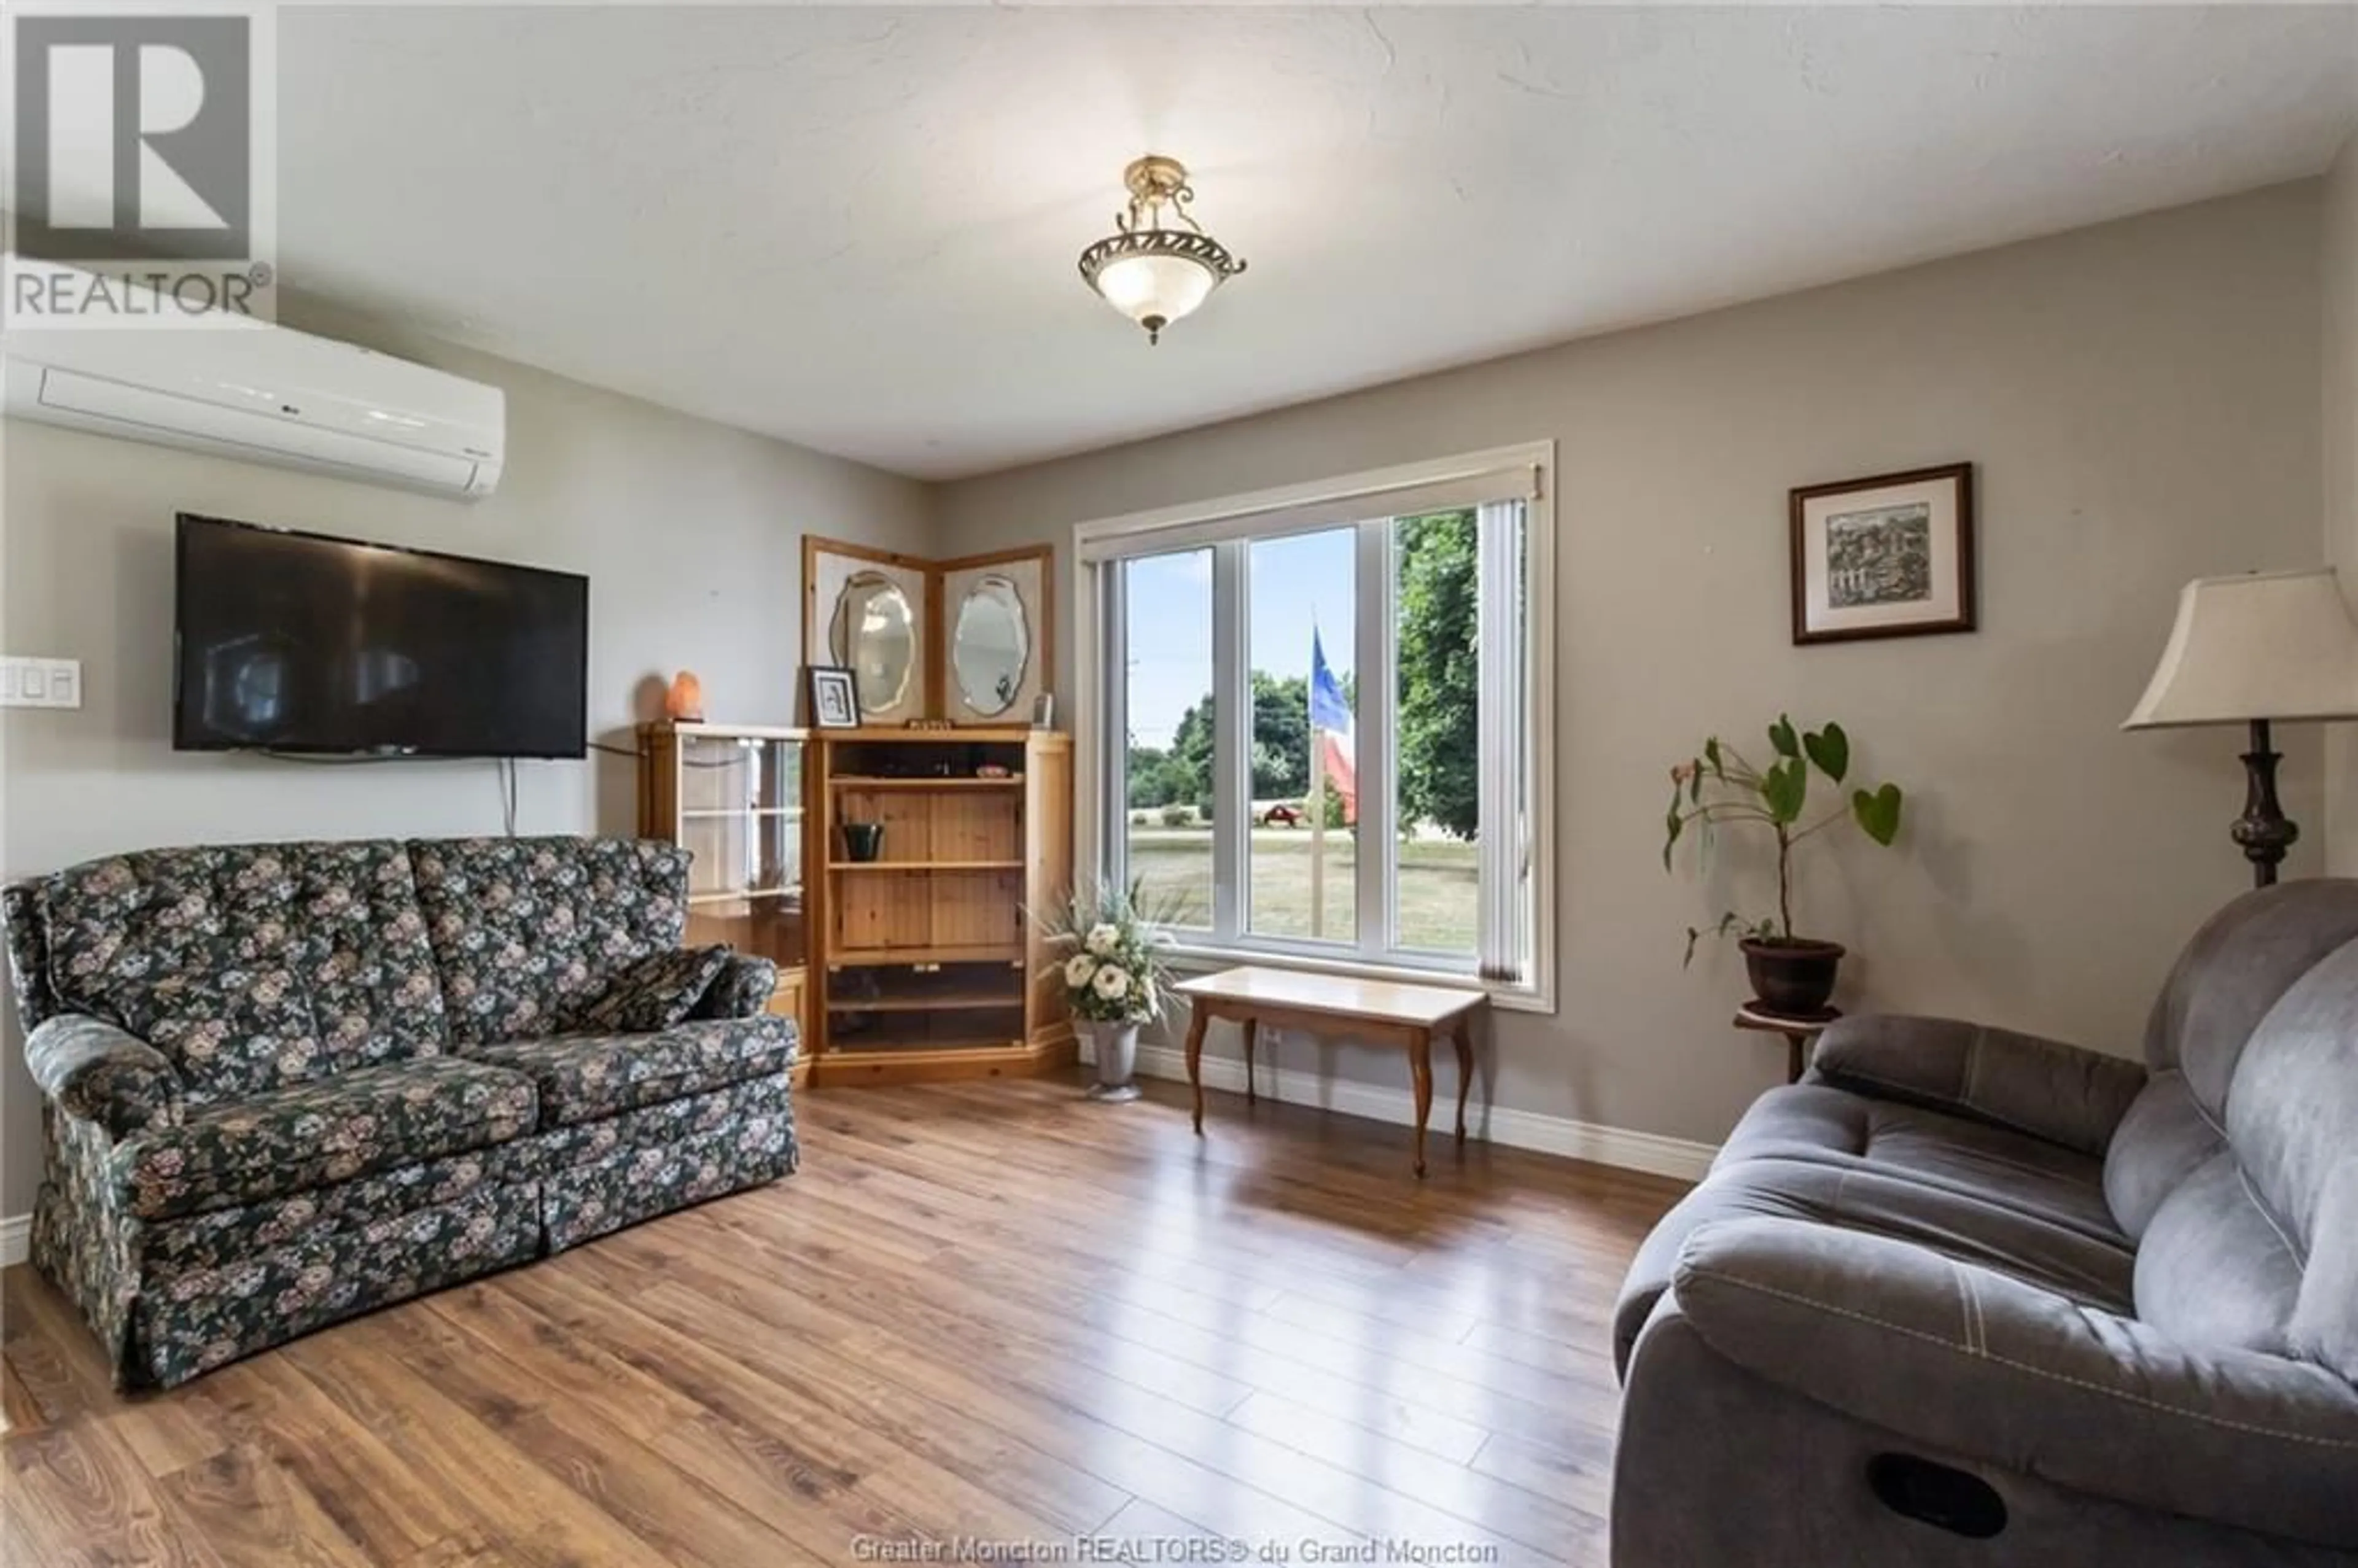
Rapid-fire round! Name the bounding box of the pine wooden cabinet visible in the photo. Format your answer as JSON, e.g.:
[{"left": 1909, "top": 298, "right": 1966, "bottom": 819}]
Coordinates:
[
  {"left": 809, "top": 728, "right": 1074, "bottom": 1085},
  {"left": 637, "top": 722, "right": 811, "bottom": 1079}
]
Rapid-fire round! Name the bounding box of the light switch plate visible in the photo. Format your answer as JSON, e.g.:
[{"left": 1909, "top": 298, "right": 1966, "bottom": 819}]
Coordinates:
[{"left": 0, "top": 658, "right": 82, "bottom": 709}]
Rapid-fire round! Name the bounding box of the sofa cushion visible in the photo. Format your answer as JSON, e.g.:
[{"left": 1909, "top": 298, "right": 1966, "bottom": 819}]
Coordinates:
[
  {"left": 142, "top": 1144, "right": 521, "bottom": 1280},
  {"left": 568, "top": 944, "right": 732, "bottom": 1033},
  {"left": 2221, "top": 938, "right": 2358, "bottom": 1382},
  {"left": 534, "top": 1078, "right": 798, "bottom": 1251},
  {"left": 2101, "top": 883, "right": 2358, "bottom": 1244},
  {"left": 469, "top": 1015, "right": 795, "bottom": 1127},
  {"left": 112, "top": 1057, "right": 537, "bottom": 1222},
  {"left": 1668, "top": 1217, "right": 2358, "bottom": 1554},
  {"left": 1807, "top": 1014, "right": 2146, "bottom": 1158},
  {"left": 133, "top": 1183, "right": 541, "bottom": 1391},
  {"left": 2133, "top": 1152, "right": 2303, "bottom": 1357},
  {"left": 2294, "top": 1163, "right": 2358, "bottom": 1383},
  {"left": 23, "top": 1014, "right": 184, "bottom": 1137},
  {"left": 2139, "top": 880, "right": 2358, "bottom": 1101},
  {"left": 1717, "top": 1083, "right": 2123, "bottom": 1245},
  {"left": 691, "top": 952, "right": 781, "bottom": 1020},
  {"left": 517, "top": 1073, "right": 792, "bottom": 1173},
  {"left": 2103, "top": 1071, "right": 2224, "bottom": 1240},
  {"left": 408, "top": 837, "right": 690, "bottom": 1044},
  {"left": 1611, "top": 1154, "right": 2138, "bottom": 1373},
  {"left": 4, "top": 881, "right": 60, "bottom": 1029},
  {"left": 38, "top": 840, "right": 448, "bottom": 1101}
]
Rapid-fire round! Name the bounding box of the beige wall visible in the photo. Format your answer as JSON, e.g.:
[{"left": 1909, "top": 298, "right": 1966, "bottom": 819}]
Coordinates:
[
  {"left": 938, "top": 184, "right": 2329, "bottom": 1151},
  {"left": 0, "top": 307, "right": 932, "bottom": 1215},
  {"left": 0, "top": 182, "right": 2332, "bottom": 1216},
  {"left": 2326, "top": 134, "right": 2358, "bottom": 875}
]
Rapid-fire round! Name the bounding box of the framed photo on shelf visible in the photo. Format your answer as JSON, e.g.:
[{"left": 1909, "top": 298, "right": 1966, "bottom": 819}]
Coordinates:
[
  {"left": 1789, "top": 462, "right": 1975, "bottom": 645},
  {"left": 806, "top": 665, "right": 861, "bottom": 729}
]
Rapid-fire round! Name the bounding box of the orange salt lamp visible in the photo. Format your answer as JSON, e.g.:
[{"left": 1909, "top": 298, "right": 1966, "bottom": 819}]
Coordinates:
[{"left": 665, "top": 671, "right": 706, "bottom": 722}]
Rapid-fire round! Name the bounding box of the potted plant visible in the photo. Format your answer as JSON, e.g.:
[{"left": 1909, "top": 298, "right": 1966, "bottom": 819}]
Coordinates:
[
  {"left": 1663, "top": 715, "right": 1905, "bottom": 1014},
  {"left": 1037, "top": 880, "right": 1179, "bottom": 1103}
]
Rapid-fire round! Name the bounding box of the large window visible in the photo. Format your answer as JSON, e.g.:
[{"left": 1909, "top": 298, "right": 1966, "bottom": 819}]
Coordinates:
[{"left": 1081, "top": 446, "right": 1551, "bottom": 1007}]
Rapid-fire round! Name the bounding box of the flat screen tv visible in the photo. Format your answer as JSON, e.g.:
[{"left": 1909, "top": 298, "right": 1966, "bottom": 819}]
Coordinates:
[{"left": 173, "top": 513, "right": 588, "bottom": 758}]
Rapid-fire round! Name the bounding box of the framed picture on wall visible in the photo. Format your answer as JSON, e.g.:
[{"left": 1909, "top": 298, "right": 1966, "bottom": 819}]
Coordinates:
[{"left": 1789, "top": 462, "right": 1976, "bottom": 645}]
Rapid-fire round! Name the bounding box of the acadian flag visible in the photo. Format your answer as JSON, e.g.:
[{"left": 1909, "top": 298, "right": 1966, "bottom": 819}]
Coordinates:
[{"left": 1309, "top": 628, "right": 1357, "bottom": 825}]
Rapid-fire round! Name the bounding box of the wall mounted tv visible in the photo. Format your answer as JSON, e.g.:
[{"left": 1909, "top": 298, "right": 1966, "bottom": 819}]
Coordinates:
[{"left": 173, "top": 513, "right": 588, "bottom": 758}]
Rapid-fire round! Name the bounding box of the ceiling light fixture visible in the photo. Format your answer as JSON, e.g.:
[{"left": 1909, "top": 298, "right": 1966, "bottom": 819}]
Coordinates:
[{"left": 1077, "top": 155, "right": 1246, "bottom": 345}]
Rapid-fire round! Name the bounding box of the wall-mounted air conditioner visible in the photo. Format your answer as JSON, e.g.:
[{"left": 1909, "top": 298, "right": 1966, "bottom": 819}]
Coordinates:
[{"left": 2, "top": 277, "right": 505, "bottom": 499}]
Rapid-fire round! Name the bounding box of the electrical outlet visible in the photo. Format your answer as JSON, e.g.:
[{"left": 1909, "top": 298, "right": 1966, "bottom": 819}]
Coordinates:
[{"left": 0, "top": 658, "right": 82, "bottom": 709}]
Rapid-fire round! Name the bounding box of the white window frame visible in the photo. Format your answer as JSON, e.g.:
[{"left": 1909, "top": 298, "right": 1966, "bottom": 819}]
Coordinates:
[{"left": 1072, "top": 442, "right": 1557, "bottom": 1014}]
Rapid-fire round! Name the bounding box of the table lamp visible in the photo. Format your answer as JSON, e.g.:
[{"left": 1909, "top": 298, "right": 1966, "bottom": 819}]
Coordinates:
[{"left": 2123, "top": 567, "right": 2358, "bottom": 887}]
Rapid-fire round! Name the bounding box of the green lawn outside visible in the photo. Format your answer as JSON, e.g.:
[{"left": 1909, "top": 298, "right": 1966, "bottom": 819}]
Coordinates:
[{"left": 1122, "top": 826, "right": 1477, "bottom": 952}]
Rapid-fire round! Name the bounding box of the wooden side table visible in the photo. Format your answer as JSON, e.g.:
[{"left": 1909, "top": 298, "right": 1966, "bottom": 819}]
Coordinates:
[
  {"left": 1735, "top": 1002, "right": 1841, "bottom": 1084},
  {"left": 1174, "top": 966, "right": 1486, "bottom": 1178}
]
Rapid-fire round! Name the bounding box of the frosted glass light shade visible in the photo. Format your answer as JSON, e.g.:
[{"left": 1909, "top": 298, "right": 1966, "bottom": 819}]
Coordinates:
[
  {"left": 1092, "top": 250, "right": 1219, "bottom": 330},
  {"left": 1076, "top": 156, "right": 1245, "bottom": 346},
  {"left": 2123, "top": 568, "right": 2358, "bottom": 729}
]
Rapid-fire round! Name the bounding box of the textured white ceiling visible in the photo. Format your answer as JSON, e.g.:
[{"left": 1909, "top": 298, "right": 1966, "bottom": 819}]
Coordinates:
[{"left": 279, "top": 6, "right": 2358, "bottom": 480}]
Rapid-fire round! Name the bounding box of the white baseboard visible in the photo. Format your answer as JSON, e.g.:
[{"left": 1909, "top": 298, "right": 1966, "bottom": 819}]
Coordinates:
[
  {"left": 1, "top": 1214, "right": 27, "bottom": 1267},
  {"left": 1097, "top": 1039, "right": 1716, "bottom": 1183}
]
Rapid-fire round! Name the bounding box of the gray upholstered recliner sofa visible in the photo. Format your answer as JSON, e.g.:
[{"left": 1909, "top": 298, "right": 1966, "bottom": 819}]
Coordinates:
[
  {"left": 4, "top": 835, "right": 798, "bottom": 1391},
  {"left": 1612, "top": 880, "right": 2358, "bottom": 1567}
]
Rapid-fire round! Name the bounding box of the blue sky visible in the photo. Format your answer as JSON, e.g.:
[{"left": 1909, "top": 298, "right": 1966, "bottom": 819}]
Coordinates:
[{"left": 1124, "top": 528, "right": 1356, "bottom": 749}]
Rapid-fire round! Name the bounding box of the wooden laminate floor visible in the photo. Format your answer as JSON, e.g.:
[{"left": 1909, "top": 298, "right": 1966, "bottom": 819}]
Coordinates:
[{"left": 1, "top": 1074, "right": 1685, "bottom": 1568}]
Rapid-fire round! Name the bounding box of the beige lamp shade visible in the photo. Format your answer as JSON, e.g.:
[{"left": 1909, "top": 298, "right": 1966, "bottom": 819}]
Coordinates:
[{"left": 2123, "top": 567, "right": 2358, "bottom": 729}]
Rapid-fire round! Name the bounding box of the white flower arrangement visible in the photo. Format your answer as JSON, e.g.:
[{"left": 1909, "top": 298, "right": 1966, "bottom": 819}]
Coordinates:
[{"left": 1033, "top": 880, "right": 1180, "bottom": 1026}]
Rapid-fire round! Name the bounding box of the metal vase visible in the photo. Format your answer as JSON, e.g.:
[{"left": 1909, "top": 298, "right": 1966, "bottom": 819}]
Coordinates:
[{"left": 1086, "top": 1020, "right": 1142, "bottom": 1103}]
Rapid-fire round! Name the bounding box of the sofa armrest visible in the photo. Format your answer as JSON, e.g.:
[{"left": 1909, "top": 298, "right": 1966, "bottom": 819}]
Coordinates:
[
  {"left": 1807, "top": 1014, "right": 2145, "bottom": 1155},
  {"left": 691, "top": 953, "right": 779, "bottom": 1020},
  {"left": 24, "top": 1014, "right": 184, "bottom": 1137},
  {"left": 1671, "top": 1218, "right": 2358, "bottom": 1550}
]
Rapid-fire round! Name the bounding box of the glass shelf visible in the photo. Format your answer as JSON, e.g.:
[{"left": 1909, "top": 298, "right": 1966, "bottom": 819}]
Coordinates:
[{"left": 644, "top": 725, "right": 810, "bottom": 1019}]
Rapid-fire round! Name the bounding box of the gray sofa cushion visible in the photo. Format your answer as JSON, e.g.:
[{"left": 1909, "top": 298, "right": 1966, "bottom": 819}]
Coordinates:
[
  {"left": 1613, "top": 1154, "right": 2135, "bottom": 1372},
  {"left": 2139, "top": 880, "right": 2358, "bottom": 1097},
  {"left": 2102, "top": 1071, "right": 2222, "bottom": 1238},
  {"left": 1808, "top": 1014, "right": 2147, "bottom": 1157},
  {"left": 2133, "top": 1152, "right": 2303, "bottom": 1357},
  {"left": 2220, "top": 940, "right": 2358, "bottom": 1383},
  {"left": 1718, "top": 1083, "right": 2123, "bottom": 1244},
  {"left": 1671, "top": 1217, "right": 2358, "bottom": 1551},
  {"left": 1614, "top": 1302, "right": 2352, "bottom": 1568},
  {"left": 2104, "top": 881, "right": 2358, "bottom": 1243},
  {"left": 2293, "top": 1162, "right": 2358, "bottom": 1381}
]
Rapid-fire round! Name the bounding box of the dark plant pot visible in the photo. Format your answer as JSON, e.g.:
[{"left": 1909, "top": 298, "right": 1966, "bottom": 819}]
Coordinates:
[
  {"left": 1740, "top": 936, "right": 1846, "bottom": 1015},
  {"left": 841, "top": 823, "right": 885, "bottom": 863}
]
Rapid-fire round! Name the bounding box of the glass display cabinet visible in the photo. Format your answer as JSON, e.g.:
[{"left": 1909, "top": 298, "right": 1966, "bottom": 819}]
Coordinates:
[{"left": 637, "top": 722, "right": 809, "bottom": 1058}]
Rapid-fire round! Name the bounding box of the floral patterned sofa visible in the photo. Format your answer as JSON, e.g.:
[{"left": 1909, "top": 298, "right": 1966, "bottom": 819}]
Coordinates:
[{"left": 3, "top": 835, "right": 798, "bottom": 1389}]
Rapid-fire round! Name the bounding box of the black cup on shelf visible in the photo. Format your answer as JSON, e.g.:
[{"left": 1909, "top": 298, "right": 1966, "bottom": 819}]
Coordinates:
[{"left": 842, "top": 822, "right": 885, "bottom": 863}]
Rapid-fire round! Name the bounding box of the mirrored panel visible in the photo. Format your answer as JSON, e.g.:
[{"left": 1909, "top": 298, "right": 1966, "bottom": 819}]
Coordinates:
[
  {"left": 830, "top": 572, "right": 916, "bottom": 715},
  {"left": 951, "top": 575, "right": 1032, "bottom": 716}
]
